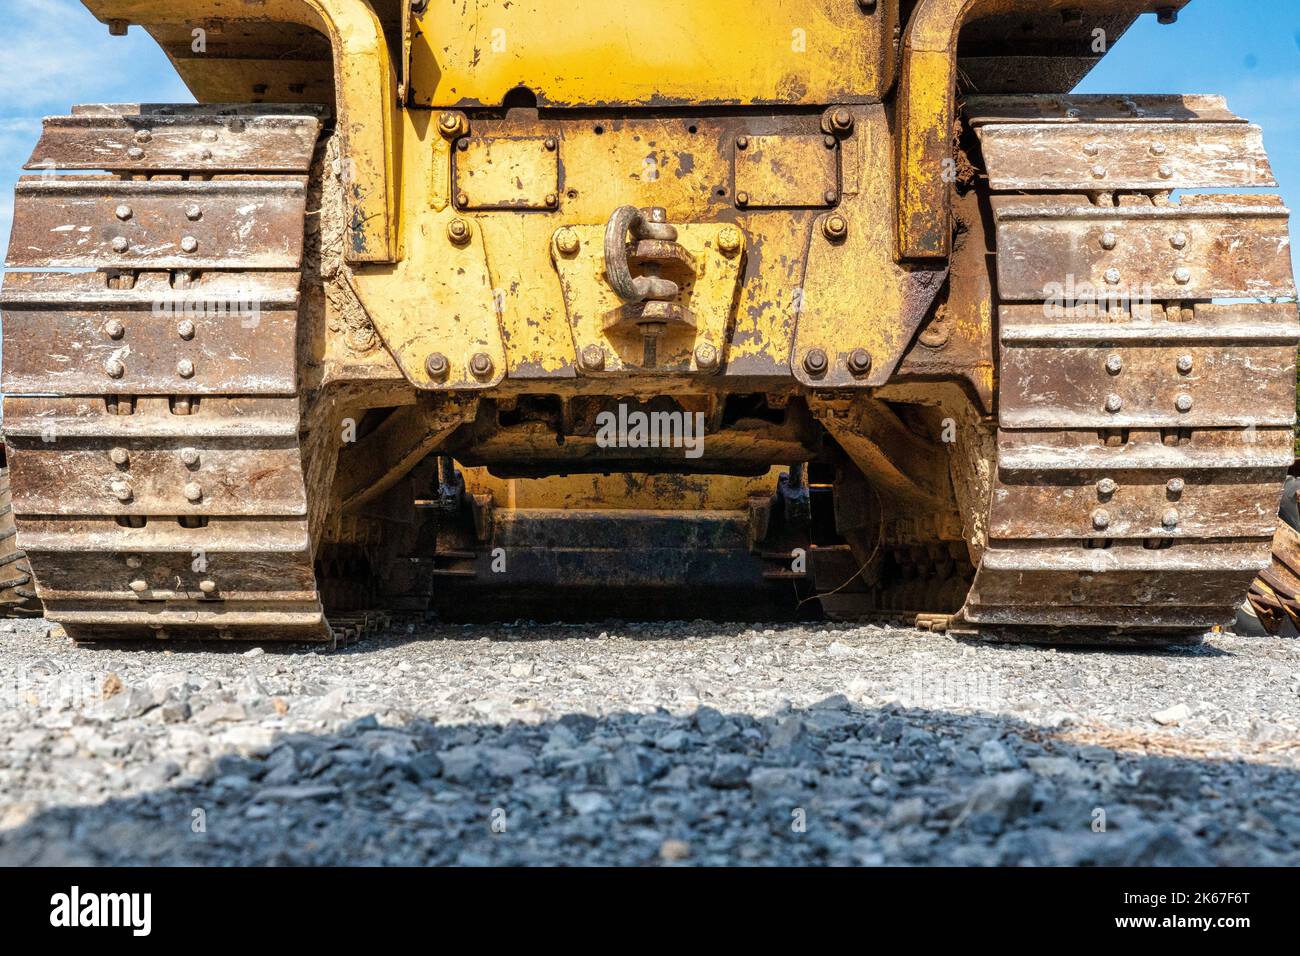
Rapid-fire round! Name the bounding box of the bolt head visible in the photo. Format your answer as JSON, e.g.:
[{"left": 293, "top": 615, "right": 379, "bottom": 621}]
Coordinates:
[
  {"left": 735, "top": 191, "right": 749, "bottom": 207},
  {"left": 176, "top": 359, "right": 195, "bottom": 379},
  {"left": 802, "top": 348, "right": 829, "bottom": 376},
  {"left": 1176, "top": 354, "right": 1193, "bottom": 374},
  {"left": 185, "top": 204, "right": 202, "bottom": 221},
  {"left": 555, "top": 227, "right": 580, "bottom": 256},
  {"left": 1167, "top": 477, "right": 1185, "bottom": 495},
  {"left": 544, "top": 192, "right": 558, "bottom": 208},
  {"left": 183, "top": 481, "right": 203, "bottom": 503},
  {"left": 109, "top": 447, "right": 129, "bottom": 466},
  {"left": 111, "top": 236, "right": 129, "bottom": 253},
  {"left": 439, "top": 112, "right": 465, "bottom": 137},
  {"left": 127, "top": 146, "right": 145, "bottom": 160},
  {"left": 581, "top": 344, "right": 606, "bottom": 372},
  {"left": 1083, "top": 142, "right": 1100, "bottom": 156},
  {"left": 822, "top": 214, "right": 848, "bottom": 241},
  {"left": 1150, "top": 142, "right": 1167, "bottom": 156},
  {"left": 694, "top": 343, "right": 719, "bottom": 370},
  {"left": 1096, "top": 477, "right": 1117, "bottom": 496},
  {"left": 180, "top": 236, "right": 198, "bottom": 254},
  {"left": 847, "top": 348, "right": 873, "bottom": 377},
  {"left": 115, "top": 204, "right": 133, "bottom": 221},
  {"left": 1100, "top": 231, "right": 1118, "bottom": 250},
  {"left": 544, "top": 137, "right": 557, "bottom": 151},
  {"left": 735, "top": 136, "right": 749, "bottom": 150},
  {"left": 1158, "top": 163, "right": 1174, "bottom": 179},
  {"left": 447, "top": 217, "right": 471, "bottom": 244},
  {"left": 177, "top": 319, "right": 196, "bottom": 340},
  {"left": 104, "top": 358, "right": 125, "bottom": 379},
  {"left": 1090, "top": 164, "right": 1107, "bottom": 179},
  {"left": 1105, "top": 354, "right": 1123, "bottom": 374},
  {"left": 1104, "top": 268, "right": 1121, "bottom": 285},
  {"left": 424, "top": 352, "right": 449, "bottom": 379},
  {"left": 199, "top": 579, "right": 217, "bottom": 594},
  {"left": 125, "top": 555, "right": 143, "bottom": 570},
  {"left": 181, "top": 447, "right": 200, "bottom": 467},
  {"left": 1092, "top": 509, "right": 1111, "bottom": 530},
  {"left": 830, "top": 108, "right": 853, "bottom": 131},
  {"left": 1162, "top": 508, "right": 1180, "bottom": 529},
  {"left": 104, "top": 319, "right": 125, "bottom": 340},
  {"left": 1105, "top": 393, "right": 1123, "bottom": 413},
  {"left": 1170, "top": 231, "right": 1188, "bottom": 250},
  {"left": 1175, "top": 393, "right": 1193, "bottom": 412},
  {"left": 112, "top": 481, "right": 133, "bottom": 502},
  {"left": 469, "top": 352, "right": 494, "bottom": 379},
  {"left": 455, "top": 192, "right": 469, "bottom": 208},
  {"left": 129, "top": 579, "right": 148, "bottom": 593},
  {"left": 1174, "top": 267, "right": 1192, "bottom": 284},
  {"left": 717, "top": 226, "right": 742, "bottom": 256}
]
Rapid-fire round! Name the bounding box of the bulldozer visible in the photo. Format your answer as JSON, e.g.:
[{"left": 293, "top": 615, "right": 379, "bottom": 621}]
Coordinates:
[{"left": 1, "top": 0, "right": 1297, "bottom": 643}]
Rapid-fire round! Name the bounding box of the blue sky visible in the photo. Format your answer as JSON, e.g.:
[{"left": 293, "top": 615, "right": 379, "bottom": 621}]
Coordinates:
[{"left": 0, "top": 1, "right": 1296, "bottom": 279}]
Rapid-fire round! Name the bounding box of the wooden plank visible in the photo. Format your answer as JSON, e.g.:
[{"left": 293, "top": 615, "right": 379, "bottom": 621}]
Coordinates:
[
  {"left": 27, "top": 113, "right": 322, "bottom": 173},
  {"left": 978, "top": 122, "right": 1275, "bottom": 191},
  {"left": 994, "top": 195, "right": 1295, "bottom": 301},
  {"left": 6, "top": 178, "right": 307, "bottom": 269}
]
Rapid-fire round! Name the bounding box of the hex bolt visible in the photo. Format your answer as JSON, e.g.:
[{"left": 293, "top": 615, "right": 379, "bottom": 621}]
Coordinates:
[
  {"left": 824, "top": 135, "right": 837, "bottom": 148},
  {"left": 822, "top": 214, "right": 848, "bottom": 241},
  {"left": 581, "top": 344, "right": 606, "bottom": 372},
  {"left": 105, "top": 319, "right": 125, "bottom": 340},
  {"left": 176, "top": 359, "right": 195, "bottom": 379},
  {"left": 129, "top": 579, "right": 149, "bottom": 593},
  {"left": 177, "top": 319, "right": 196, "bottom": 340},
  {"left": 1096, "top": 477, "right": 1117, "bottom": 497},
  {"left": 716, "top": 226, "right": 742, "bottom": 256},
  {"left": 1105, "top": 354, "right": 1123, "bottom": 374},
  {"left": 108, "top": 18, "right": 129, "bottom": 36},
  {"left": 105, "top": 358, "right": 125, "bottom": 379},
  {"left": 469, "top": 352, "right": 494, "bottom": 379},
  {"left": 735, "top": 135, "right": 749, "bottom": 149},
  {"left": 1083, "top": 142, "right": 1100, "bottom": 156},
  {"left": 127, "top": 146, "right": 145, "bottom": 160},
  {"left": 1170, "top": 231, "right": 1188, "bottom": 249},
  {"left": 183, "top": 481, "right": 203, "bottom": 503},
  {"left": 830, "top": 108, "right": 854, "bottom": 132},
  {"left": 1105, "top": 393, "right": 1123, "bottom": 413},
  {"left": 115, "top": 204, "right": 133, "bottom": 221},
  {"left": 1162, "top": 508, "right": 1180, "bottom": 530},
  {"left": 455, "top": 191, "right": 469, "bottom": 208},
  {"left": 438, "top": 111, "right": 466, "bottom": 138},
  {"left": 1092, "top": 509, "right": 1111, "bottom": 530},
  {"left": 1099, "top": 231, "right": 1117, "bottom": 250},
  {"left": 185, "top": 204, "right": 203, "bottom": 221},
  {"left": 112, "top": 481, "right": 133, "bottom": 502},
  {"left": 694, "top": 343, "right": 719, "bottom": 370},
  {"left": 1167, "top": 477, "right": 1185, "bottom": 495},
  {"left": 424, "top": 352, "right": 449, "bottom": 379},
  {"left": 1157, "top": 6, "right": 1178, "bottom": 25},
  {"left": 823, "top": 188, "right": 838, "bottom": 204},
  {"left": 555, "top": 227, "right": 580, "bottom": 256},
  {"left": 1176, "top": 354, "right": 1194, "bottom": 374},
  {"left": 1150, "top": 142, "right": 1168, "bottom": 156},
  {"left": 447, "top": 217, "right": 472, "bottom": 244},
  {"left": 199, "top": 579, "right": 217, "bottom": 594},
  {"left": 1090, "top": 164, "right": 1107, "bottom": 179},
  {"left": 803, "top": 347, "right": 829, "bottom": 376},
  {"left": 180, "top": 236, "right": 199, "bottom": 254},
  {"left": 544, "top": 137, "right": 557, "bottom": 151},
  {"left": 544, "top": 192, "right": 558, "bottom": 208},
  {"left": 180, "top": 448, "right": 200, "bottom": 468},
  {"left": 1104, "top": 268, "right": 1121, "bottom": 285},
  {"left": 109, "top": 447, "right": 129, "bottom": 466},
  {"left": 111, "top": 236, "right": 129, "bottom": 253},
  {"left": 1175, "top": 393, "right": 1193, "bottom": 412},
  {"left": 1174, "top": 267, "right": 1192, "bottom": 284},
  {"left": 1158, "top": 164, "right": 1174, "bottom": 179},
  {"left": 847, "top": 348, "right": 873, "bottom": 377},
  {"left": 735, "top": 191, "right": 749, "bottom": 207}
]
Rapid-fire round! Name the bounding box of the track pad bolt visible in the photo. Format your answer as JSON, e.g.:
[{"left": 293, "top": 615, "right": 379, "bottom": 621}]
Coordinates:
[
  {"left": 104, "top": 358, "right": 125, "bottom": 379},
  {"left": 1103, "top": 268, "right": 1121, "bottom": 285},
  {"left": 1099, "top": 231, "right": 1117, "bottom": 250},
  {"left": 581, "top": 345, "right": 606, "bottom": 372},
  {"left": 109, "top": 447, "right": 129, "bottom": 466},
  {"left": 1167, "top": 477, "right": 1185, "bottom": 496},
  {"left": 1170, "top": 231, "right": 1188, "bottom": 249},
  {"left": 105, "top": 319, "right": 125, "bottom": 340},
  {"left": 115, "top": 205, "right": 133, "bottom": 221},
  {"left": 694, "top": 343, "right": 719, "bottom": 370},
  {"left": 802, "top": 347, "right": 829, "bottom": 377},
  {"left": 1162, "top": 509, "right": 1180, "bottom": 529},
  {"left": 555, "top": 227, "right": 580, "bottom": 256},
  {"left": 176, "top": 359, "right": 195, "bottom": 378},
  {"left": 469, "top": 352, "right": 494, "bottom": 379},
  {"left": 111, "top": 237, "right": 129, "bottom": 254},
  {"left": 716, "top": 226, "right": 742, "bottom": 256},
  {"left": 184, "top": 482, "right": 203, "bottom": 503},
  {"left": 129, "top": 579, "right": 149, "bottom": 593},
  {"left": 424, "top": 352, "right": 449, "bottom": 380},
  {"left": 180, "top": 236, "right": 199, "bottom": 254},
  {"left": 847, "top": 348, "right": 873, "bottom": 377},
  {"left": 177, "top": 319, "right": 196, "bottom": 340},
  {"left": 1104, "top": 393, "right": 1123, "bottom": 413},
  {"left": 1173, "top": 267, "right": 1192, "bottom": 284},
  {"left": 822, "top": 214, "right": 848, "bottom": 241},
  {"left": 112, "top": 481, "right": 133, "bottom": 502},
  {"left": 1091, "top": 509, "right": 1110, "bottom": 530},
  {"left": 1175, "top": 393, "right": 1193, "bottom": 413},
  {"left": 1105, "top": 354, "right": 1123, "bottom": 374},
  {"left": 180, "top": 447, "right": 200, "bottom": 467},
  {"left": 1176, "top": 354, "right": 1193, "bottom": 374},
  {"left": 447, "top": 217, "right": 472, "bottom": 244},
  {"left": 829, "top": 108, "right": 854, "bottom": 133},
  {"left": 1096, "top": 477, "right": 1117, "bottom": 497}
]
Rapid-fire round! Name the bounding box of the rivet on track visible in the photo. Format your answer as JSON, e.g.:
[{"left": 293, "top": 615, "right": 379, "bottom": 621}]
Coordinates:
[
  {"left": 1105, "top": 354, "right": 1123, "bottom": 374},
  {"left": 1162, "top": 509, "right": 1180, "bottom": 530},
  {"left": 176, "top": 359, "right": 195, "bottom": 378},
  {"left": 1092, "top": 509, "right": 1111, "bottom": 530},
  {"left": 1173, "top": 267, "right": 1192, "bottom": 284},
  {"left": 1099, "top": 231, "right": 1117, "bottom": 250},
  {"left": 1176, "top": 354, "right": 1193, "bottom": 373},
  {"left": 109, "top": 447, "right": 129, "bottom": 466},
  {"left": 111, "top": 237, "right": 129, "bottom": 253},
  {"left": 1096, "top": 477, "right": 1117, "bottom": 497},
  {"left": 180, "top": 236, "right": 199, "bottom": 254},
  {"left": 177, "top": 319, "right": 196, "bottom": 340},
  {"left": 1175, "top": 393, "right": 1193, "bottom": 412},
  {"left": 112, "top": 481, "right": 133, "bottom": 502},
  {"left": 183, "top": 482, "right": 203, "bottom": 503},
  {"left": 180, "top": 447, "right": 200, "bottom": 467},
  {"left": 1105, "top": 393, "right": 1123, "bottom": 413},
  {"left": 185, "top": 204, "right": 202, "bottom": 221},
  {"left": 1104, "top": 268, "right": 1121, "bottom": 285},
  {"left": 104, "top": 319, "right": 125, "bottom": 339},
  {"left": 1167, "top": 477, "right": 1185, "bottom": 495},
  {"left": 127, "top": 146, "right": 144, "bottom": 160},
  {"left": 104, "top": 357, "right": 125, "bottom": 378},
  {"left": 1170, "top": 231, "right": 1188, "bottom": 249},
  {"left": 115, "top": 204, "right": 133, "bottom": 221}
]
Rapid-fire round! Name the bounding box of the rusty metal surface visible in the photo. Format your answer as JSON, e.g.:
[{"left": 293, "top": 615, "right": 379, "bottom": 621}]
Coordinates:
[
  {"left": 977, "top": 121, "right": 1275, "bottom": 191},
  {"left": 6, "top": 178, "right": 309, "bottom": 270},
  {"left": 993, "top": 195, "right": 1295, "bottom": 302},
  {"left": 965, "top": 93, "right": 1245, "bottom": 126},
  {"left": 1, "top": 271, "right": 299, "bottom": 395},
  {"left": 733, "top": 135, "right": 839, "bottom": 209},
  {"left": 27, "top": 112, "right": 322, "bottom": 172}
]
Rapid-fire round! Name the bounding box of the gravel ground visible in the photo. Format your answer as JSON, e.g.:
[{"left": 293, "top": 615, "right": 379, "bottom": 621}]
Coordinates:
[{"left": 0, "top": 617, "right": 1298, "bottom": 866}]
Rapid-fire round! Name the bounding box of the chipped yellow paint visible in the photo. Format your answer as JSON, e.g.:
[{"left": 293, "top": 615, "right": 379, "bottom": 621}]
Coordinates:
[{"left": 409, "top": 0, "right": 896, "bottom": 109}]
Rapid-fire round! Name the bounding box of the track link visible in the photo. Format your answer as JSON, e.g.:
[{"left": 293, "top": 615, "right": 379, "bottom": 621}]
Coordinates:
[
  {"left": 956, "top": 94, "right": 1299, "bottom": 637},
  {"left": 1, "top": 104, "right": 330, "bottom": 641}
]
